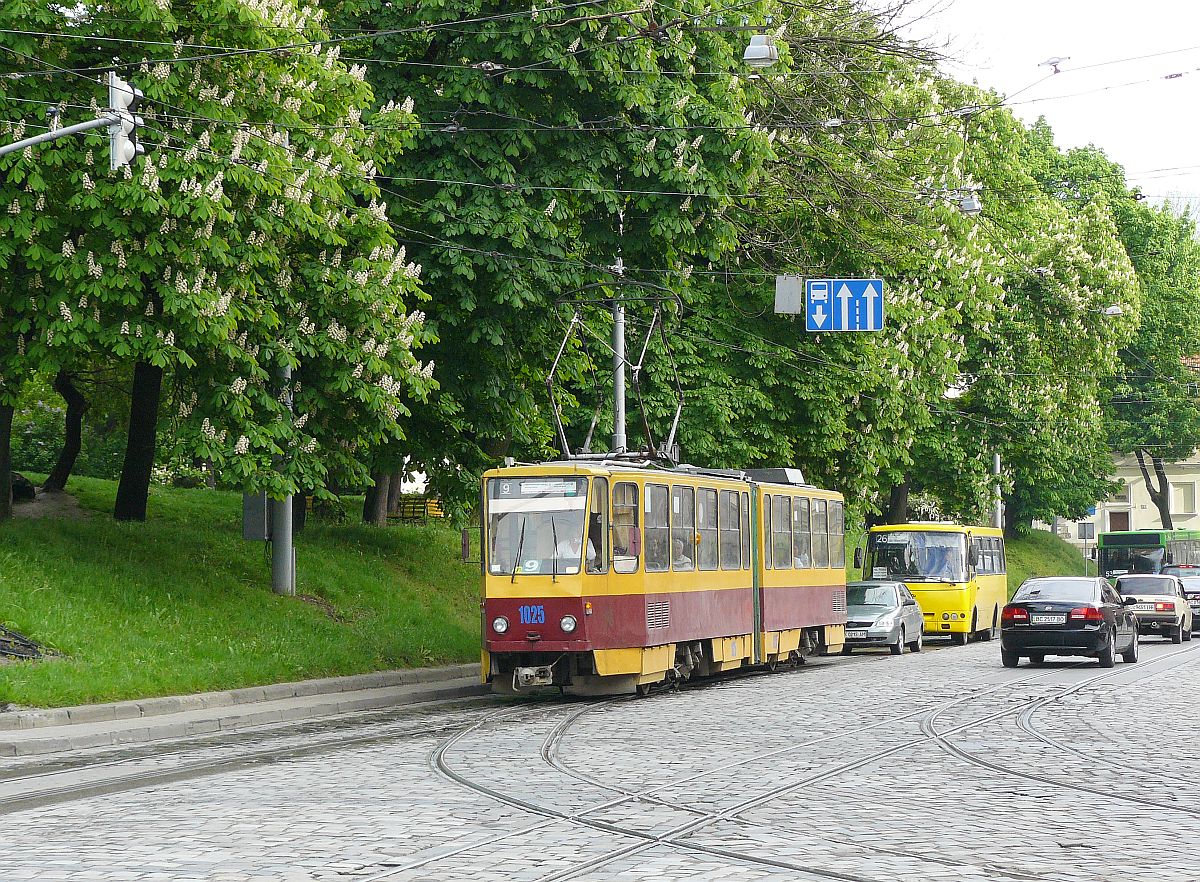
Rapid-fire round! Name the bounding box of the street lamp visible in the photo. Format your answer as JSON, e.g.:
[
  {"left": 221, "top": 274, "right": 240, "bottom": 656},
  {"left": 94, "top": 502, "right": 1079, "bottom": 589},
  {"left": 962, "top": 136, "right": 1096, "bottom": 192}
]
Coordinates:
[
  {"left": 1099, "top": 304, "right": 1124, "bottom": 317},
  {"left": 958, "top": 192, "right": 982, "bottom": 217},
  {"left": 743, "top": 35, "right": 779, "bottom": 69}
]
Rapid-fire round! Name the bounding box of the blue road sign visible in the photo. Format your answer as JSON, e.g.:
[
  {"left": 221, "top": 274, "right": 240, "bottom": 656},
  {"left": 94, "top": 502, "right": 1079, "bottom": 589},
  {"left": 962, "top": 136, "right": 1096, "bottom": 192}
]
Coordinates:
[{"left": 805, "top": 278, "right": 885, "bottom": 332}]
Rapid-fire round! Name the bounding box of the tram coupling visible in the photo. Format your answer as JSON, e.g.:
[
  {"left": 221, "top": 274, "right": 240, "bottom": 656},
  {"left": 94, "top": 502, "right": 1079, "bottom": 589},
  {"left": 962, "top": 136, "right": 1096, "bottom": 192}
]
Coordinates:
[{"left": 514, "top": 665, "right": 556, "bottom": 689}]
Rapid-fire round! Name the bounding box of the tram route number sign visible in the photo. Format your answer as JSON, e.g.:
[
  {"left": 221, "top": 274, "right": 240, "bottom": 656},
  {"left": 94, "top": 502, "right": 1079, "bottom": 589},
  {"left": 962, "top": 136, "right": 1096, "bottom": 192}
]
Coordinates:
[{"left": 803, "top": 278, "right": 885, "bottom": 332}]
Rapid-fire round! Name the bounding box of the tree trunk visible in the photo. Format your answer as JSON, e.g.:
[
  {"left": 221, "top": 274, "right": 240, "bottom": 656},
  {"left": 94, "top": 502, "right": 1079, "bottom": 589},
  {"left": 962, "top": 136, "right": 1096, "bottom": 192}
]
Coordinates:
[
  {"left": 0, "top": 404, "right": 13, "bottom": 521},
  {"left": 1002, "top": 498, "right": 1028, "bottom": 540},
  {"left": 885, "top": 481, "right": 909, "bottom": 524},
  {"left": 362, "top": 471, "right": 389, "bottom": 526},
  {"left": 1135, "top": 448, "right": 1173, "bottom": 529},
  {"left": 292, "top": 493, "right": 307, "bottom": 532},
  {"left": 386, "top": 471, "right": 404, "bottom": 514},
  {"left": 114, "top": 361, "right": 163, "bottom": 522},
  {"left": 42, "top": 371, "right": 88, "bottom": 492}
]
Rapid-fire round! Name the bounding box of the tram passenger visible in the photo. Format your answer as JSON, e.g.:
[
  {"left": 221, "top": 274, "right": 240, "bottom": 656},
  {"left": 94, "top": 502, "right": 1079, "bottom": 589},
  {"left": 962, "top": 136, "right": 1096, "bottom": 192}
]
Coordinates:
[
  {"left": 586, "top": 514, "right": 604, "bottom": 573},
  {"left": 672, "top": 538, "right": 694, "bottom": 570}
]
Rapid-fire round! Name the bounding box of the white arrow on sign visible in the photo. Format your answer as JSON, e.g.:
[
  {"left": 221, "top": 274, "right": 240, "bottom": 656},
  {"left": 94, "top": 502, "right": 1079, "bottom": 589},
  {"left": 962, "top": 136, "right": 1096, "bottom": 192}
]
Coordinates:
[
  {"left": 861, "top": 282, "right": 880, "bottom": 329},
  {"left": 836, "top": 283, "right": 854, "bottom": 331},
  {"left": 811, "top": 305, "right": 829, "bottom": 329}
]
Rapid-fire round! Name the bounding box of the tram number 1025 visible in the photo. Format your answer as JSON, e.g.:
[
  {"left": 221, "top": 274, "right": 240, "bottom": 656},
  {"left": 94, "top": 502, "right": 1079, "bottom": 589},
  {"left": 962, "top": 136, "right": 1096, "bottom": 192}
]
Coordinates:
[{"left": 517, "top": 604, "right": 546, "bottom": 625}]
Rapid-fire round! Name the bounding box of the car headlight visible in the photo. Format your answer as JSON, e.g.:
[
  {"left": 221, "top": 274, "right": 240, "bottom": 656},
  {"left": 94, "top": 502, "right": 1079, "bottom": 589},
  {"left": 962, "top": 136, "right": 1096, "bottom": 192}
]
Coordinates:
[
  {"left": 560, "top": 615, "right": 577, "bottom": 633},
  {"left": 492, "top": 616, "right": 509, "bottom": 634}
]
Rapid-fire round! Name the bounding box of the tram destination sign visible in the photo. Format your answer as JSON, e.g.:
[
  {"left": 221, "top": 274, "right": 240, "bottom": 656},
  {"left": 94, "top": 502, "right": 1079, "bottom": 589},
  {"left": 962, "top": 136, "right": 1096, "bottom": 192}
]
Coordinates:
[{"left": 803, "top": 278, "right": 885, "bottom": 332}]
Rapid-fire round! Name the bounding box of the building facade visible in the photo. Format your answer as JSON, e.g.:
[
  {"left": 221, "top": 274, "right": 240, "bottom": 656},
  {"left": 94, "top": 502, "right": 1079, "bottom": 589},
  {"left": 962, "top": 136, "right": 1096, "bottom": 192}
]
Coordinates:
[{"left": 1051, "top": 452, "right": 1200, "bottom": 550}]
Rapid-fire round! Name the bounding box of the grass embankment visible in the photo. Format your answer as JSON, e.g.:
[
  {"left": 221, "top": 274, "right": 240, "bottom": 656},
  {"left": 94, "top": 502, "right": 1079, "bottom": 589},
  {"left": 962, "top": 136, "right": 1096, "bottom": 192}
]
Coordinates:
[{"left": 0, "top": 477, "right": 479, "bottom": 708}]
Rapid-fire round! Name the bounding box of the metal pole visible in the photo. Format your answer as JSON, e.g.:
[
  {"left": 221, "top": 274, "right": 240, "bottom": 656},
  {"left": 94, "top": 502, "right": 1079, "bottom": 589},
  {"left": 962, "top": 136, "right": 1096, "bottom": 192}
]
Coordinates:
[
  {"left": 0, "top": 115, "right": 114, "bottom": 159},
  {"left": 271, "top": 364, "right": 295, "bottom": 596},
  {"left": 993, "top": 453, "right": 1003, "bottom": 530},
  {"left": 612, "top": 299, "right": 627, "bottom": 453}
]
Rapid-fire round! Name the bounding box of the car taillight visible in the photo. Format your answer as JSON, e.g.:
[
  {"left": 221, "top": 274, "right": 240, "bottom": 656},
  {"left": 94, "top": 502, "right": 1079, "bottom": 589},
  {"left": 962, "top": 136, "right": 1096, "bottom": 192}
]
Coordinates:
[
  {"left": 1155, "top": 601, "right": 1174, "bottom": 612},
  {"left": 1002, "top": 605, "right": 1028, "bottom": 623},
  {"left": 1069, "top": 606, "right": 1105, "bottom": 622}
]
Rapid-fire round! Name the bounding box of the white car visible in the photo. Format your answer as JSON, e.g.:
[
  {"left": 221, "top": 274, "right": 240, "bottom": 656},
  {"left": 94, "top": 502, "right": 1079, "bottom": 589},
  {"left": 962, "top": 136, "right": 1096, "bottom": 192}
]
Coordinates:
[{"left": 1114, "top": 575, "right": 1194, "bottom": 643}]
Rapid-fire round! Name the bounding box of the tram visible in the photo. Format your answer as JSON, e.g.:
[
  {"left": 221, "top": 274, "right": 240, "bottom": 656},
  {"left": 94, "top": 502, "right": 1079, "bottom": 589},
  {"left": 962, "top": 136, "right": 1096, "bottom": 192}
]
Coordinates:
[{"left": 480, "top": 461, "right": 847, "bottom": 695}]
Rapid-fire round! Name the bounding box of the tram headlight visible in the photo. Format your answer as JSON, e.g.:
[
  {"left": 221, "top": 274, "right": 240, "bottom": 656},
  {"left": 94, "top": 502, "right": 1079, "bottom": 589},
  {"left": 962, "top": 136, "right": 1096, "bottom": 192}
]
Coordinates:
[
  {"left": 560, "top": 615, "right": 577, "bottom": 633},
  {"left": 492, "top": 616, "right": 509, "bottom": 634}
]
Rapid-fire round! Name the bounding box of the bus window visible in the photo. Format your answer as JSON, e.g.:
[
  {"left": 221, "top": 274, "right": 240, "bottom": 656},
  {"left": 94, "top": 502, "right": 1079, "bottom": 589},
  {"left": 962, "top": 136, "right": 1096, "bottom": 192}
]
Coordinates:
[
  {"left": 645, "top": 484, "right": 669, "bottom": 573},
  {"left": 671, "top": 486, "right": 695, "bottom": 571},
  {"left": 612, "top": 482, "right": 639, "bottom": 574},
  {"left": 719, "top": 490, "right": 741, "bottom": 570},
  {"left": 996, "top": 537, "right": 1006, "bottom": 573},
  {"left": 830, "top": 500, "right": 845, "bottom": 568},
  {"left": 792, "top": 498, "right": 811, "bottom": 567},
  {"left": 813, "top": 499, "right": 829, "bottom": 567},
  {"left": 587, "top": 477, "right": 608, "bottom": 574},
  {"left": 772, "top": 495, "right": 792, "bottom": 569},
  {"left": 698, "top": 488, "right": 718, "bottom": 571}
]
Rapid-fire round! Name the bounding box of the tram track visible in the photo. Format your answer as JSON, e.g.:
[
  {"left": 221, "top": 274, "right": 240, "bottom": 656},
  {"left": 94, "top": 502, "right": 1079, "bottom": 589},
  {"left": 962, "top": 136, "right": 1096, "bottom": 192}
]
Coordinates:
[
  {"left": 966, "top": 641, "right": 1200, "bottom": 800},
  {"left": 424, "top": 657, "right": 1102, "bottom": 882}
]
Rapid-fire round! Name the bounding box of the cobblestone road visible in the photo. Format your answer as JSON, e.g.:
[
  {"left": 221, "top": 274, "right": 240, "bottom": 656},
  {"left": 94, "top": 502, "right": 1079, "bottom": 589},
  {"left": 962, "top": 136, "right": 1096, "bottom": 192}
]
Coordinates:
[{"left": 2, "top": 637, "right": 1198, "bottom": 881}]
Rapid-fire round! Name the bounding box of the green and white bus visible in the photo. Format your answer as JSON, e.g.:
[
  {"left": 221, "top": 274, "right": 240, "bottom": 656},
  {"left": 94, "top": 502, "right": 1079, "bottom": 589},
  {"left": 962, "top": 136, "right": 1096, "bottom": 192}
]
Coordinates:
[{"left": 1097, "top": 529, "right": 1200, "bottom": 580}]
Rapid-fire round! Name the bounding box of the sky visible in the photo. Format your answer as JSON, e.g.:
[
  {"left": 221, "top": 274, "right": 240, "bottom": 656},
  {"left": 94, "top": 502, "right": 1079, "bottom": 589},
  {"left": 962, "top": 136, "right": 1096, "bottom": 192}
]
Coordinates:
[{"left": 904, "top": 0, "right": 1200, "bottom": 209}]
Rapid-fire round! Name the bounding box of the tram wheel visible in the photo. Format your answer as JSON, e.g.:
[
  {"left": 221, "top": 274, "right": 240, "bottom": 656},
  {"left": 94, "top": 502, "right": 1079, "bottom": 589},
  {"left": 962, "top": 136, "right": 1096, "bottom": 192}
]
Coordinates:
[{"left": 636, "top": 682, "right": 654, "bottom": 698}]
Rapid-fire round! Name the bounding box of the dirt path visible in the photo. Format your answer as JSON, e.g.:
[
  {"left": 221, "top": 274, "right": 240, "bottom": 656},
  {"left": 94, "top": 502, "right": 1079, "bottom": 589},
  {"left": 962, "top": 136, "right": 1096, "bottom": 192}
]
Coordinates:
[{"left": 12, "top": 488, "right": 90, "bottom": 520}]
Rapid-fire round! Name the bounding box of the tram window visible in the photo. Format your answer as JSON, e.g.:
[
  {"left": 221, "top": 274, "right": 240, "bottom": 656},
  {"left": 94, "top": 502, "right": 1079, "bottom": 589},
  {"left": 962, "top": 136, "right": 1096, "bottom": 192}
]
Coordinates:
[
  {"left": 645, "top": 484, "right": 670, "bottom": 573},
  {"left": 813, "top": 499, "right": 829, "bottom": 567},
  {"left": 671, "top": 486, "right": 695, "bottom": 571},
  {"left": 698, "top": 488, "right": 718, "bottom": 571},
  {"left": 720, "top": 490, "right": 741, "bottom": 570},
  {"left": 741, "top": 491, "right": 750, "bottom": 569},
  {"left": 612, "top": 482, "right": 639, "bottom": 574},
  {"left": 587, "top": 478, "right": 608, "bottom": 574},
  {"left": 772, "top": 495, "right": 792, "bottom": 569},
  {"left": 792, "top": 498, "right": 811, "bottom": 568},
  {"left": 763, "top": 495, "right": 773, "bottom": 569},
  {"left": 830, "top": 500, "right": 845, "bottom": 568}
]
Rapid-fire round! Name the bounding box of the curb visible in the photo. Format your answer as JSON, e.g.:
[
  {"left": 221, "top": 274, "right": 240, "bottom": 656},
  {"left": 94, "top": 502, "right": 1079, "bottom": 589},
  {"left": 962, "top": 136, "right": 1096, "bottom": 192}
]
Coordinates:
[
  {"left": 0, "top": 665, "right": 486, "bottom": 757},
  {"left": 0, "top": 663, "right": 480, "bottom": 731}
]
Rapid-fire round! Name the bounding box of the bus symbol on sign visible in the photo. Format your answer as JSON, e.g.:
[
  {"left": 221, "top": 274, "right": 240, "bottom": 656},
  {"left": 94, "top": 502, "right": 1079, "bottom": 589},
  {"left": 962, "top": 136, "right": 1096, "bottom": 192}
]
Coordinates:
[{"left": 806, "top": 278, "right": 885, "bottom": 332}]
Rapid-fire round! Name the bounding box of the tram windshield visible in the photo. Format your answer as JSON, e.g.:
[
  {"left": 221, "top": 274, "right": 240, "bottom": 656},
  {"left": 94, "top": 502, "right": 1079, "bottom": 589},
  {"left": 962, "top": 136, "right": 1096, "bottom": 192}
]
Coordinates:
[
  {"left": 866, "top": 531, "right": 967, "bottom": 583},
  {"left": 487, "top": 477, "right": 593, "bottom": 576}
]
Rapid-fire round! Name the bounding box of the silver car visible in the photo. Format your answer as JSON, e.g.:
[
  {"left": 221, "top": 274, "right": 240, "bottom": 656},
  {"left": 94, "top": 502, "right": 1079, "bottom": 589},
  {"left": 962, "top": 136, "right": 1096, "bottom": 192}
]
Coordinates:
[{"left": 844, "top": 581, "right": 924, "bottom": 655}]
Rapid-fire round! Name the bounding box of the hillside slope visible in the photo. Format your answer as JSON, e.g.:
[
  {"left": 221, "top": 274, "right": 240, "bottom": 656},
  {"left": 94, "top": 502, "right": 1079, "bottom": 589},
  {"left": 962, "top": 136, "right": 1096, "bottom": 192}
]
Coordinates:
[{"left": 0, "top": 478, "right": 480, "bottom": 708}]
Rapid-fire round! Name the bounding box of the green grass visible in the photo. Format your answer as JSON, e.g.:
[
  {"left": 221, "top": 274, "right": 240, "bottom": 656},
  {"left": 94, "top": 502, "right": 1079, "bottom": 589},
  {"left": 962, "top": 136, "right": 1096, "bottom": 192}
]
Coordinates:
[
  {"left": 1005, "top": 529, "right": 1094, "bottom": 595},
  {"left": 0, "top": 476, "right": 480, "bottom": 708}
]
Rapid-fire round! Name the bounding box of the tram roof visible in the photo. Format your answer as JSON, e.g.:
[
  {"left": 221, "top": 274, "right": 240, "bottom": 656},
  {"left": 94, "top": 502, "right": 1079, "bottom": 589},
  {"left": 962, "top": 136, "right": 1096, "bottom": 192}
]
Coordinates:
[{"left": 482, "top": 460, "right": 835, "bottom": 493}]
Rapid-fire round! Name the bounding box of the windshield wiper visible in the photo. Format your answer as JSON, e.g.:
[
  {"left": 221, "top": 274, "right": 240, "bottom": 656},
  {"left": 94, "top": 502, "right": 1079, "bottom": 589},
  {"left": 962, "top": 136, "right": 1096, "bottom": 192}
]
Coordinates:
[
  {"left": 550, "top": 518, "right": 559, "bottom": 583},
  {"left": 510, "top": 517, "right": 527, "bottom": 584}
]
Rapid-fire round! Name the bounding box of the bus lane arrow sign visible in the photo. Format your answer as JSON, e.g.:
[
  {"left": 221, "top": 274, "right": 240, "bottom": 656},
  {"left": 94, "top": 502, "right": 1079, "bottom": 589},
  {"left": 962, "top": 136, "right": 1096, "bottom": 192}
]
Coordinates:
[{"left": 805, "top": 278, "right": 885, "bottom": 332}]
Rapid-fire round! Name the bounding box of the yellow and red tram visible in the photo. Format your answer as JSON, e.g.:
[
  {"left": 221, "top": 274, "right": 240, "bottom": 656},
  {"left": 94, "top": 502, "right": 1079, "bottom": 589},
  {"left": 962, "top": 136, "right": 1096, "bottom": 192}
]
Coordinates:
[{"left": 480, "top": 461, "right": 847, "bottom": 695}]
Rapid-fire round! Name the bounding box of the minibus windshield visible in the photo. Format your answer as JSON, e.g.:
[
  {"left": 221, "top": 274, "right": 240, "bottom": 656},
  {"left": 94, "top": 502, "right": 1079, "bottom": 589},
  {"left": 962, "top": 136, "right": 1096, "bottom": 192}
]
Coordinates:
[
  {"left": 487, "top": 477, "right": 590, "bottom": 576},
  {"left": 867, "top": 531, "right": 967, "bottom": 583}
]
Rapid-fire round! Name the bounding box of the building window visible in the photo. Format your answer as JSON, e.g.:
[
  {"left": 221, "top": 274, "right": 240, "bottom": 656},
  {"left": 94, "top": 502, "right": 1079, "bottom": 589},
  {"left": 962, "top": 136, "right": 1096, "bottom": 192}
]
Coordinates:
[
  {"left": 1173, "top": 483, "right": 1196, "bottom": 515},
  {"left": 1078, "top": 522, "right": 1095, "bottom": 541}
]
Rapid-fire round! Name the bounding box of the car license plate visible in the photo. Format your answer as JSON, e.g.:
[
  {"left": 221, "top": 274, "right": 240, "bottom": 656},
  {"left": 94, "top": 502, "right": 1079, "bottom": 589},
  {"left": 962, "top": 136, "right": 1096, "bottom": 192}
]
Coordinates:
[
  {"left": 1135, "top": 603, "right": 1155, "bottom": 611},
  {"left": 845, "top": 629, "right": 868, "bottom": 639},
  {"left": 1031, "top": 614, "right": 1066, "bottom": 625}
]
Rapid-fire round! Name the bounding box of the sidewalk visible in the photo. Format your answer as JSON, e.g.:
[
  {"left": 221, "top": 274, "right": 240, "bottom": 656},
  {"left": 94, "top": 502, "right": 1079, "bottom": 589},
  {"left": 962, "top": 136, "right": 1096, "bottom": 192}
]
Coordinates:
[{"left": 0, "top": 662, "right": 485, "bottom": 757}]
